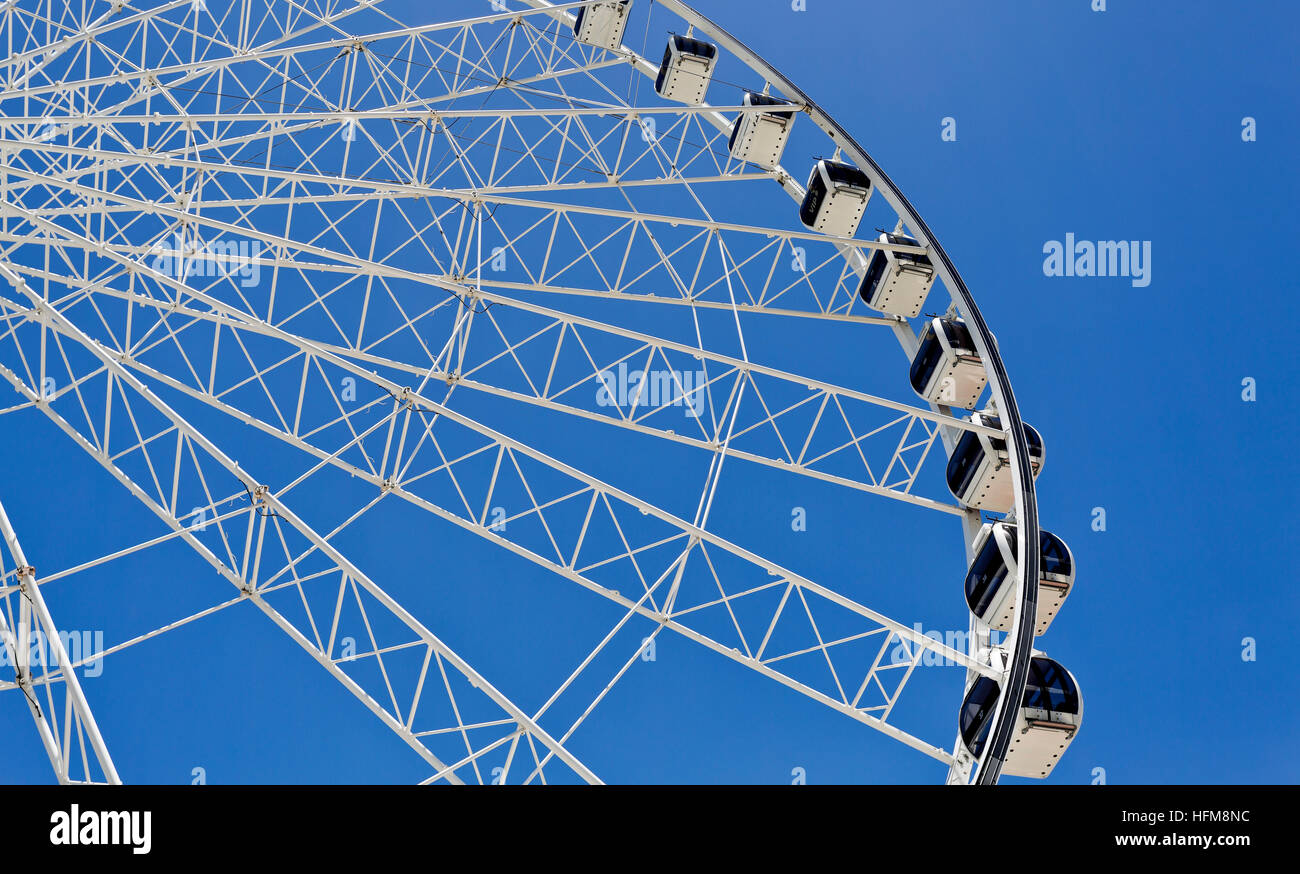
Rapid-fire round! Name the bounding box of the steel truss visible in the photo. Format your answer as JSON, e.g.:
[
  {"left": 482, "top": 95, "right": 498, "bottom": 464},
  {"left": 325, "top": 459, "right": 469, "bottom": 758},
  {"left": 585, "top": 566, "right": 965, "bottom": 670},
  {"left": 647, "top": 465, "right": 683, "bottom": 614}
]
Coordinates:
[{"left": 0, "top": 0, "right": 1042, "bottom": 784}]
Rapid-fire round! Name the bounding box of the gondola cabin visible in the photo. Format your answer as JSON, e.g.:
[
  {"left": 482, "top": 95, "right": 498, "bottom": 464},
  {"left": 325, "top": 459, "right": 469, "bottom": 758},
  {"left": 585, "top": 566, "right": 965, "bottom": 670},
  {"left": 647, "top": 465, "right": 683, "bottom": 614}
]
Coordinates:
[
  {"left": 654, "top": 35, "right": 718, "bottom": 104},
  {"left": 965, "top": 522, "right": 1075, "bottom": 636},
  {"left": 572, "top": 1, "right": 631, "bottom": 51},
  {"left": 728, "top": 92, "right": 795, "bottom": 168},
  {"left": 909, "top": 317, "right": 987, "bottom": 409},
  {"left": 946, "top": 411, "right": 1044, "bottom": 512},
  {"left": 798, "top": 160, "right": 871, "bottom": 237},
  {"left": 858, "top": 232, "right": 936, "bottom": 318},
  {"left": 958, "top": 656, "right": 1082, "bottom": 779}
]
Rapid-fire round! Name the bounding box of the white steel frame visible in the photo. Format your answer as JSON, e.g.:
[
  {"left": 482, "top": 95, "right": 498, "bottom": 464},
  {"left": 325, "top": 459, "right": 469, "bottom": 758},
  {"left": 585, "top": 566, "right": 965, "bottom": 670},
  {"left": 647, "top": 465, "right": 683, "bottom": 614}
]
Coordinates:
[{"left": 0, "top": 0, "right": 1047, "bottom": 784}]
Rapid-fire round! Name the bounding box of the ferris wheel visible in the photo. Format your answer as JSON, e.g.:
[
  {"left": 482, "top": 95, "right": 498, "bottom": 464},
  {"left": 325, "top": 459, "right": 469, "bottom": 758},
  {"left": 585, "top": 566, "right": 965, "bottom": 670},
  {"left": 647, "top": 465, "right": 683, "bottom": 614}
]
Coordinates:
[{"left": 0, "top": 0, "right": 1082, "bottom": 785}]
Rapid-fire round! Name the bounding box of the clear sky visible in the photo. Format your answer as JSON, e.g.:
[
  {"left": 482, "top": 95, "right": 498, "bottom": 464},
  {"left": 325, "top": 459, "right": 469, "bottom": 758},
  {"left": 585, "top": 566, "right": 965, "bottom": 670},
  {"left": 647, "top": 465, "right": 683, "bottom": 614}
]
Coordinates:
[{"left": 0, "top": 0, "right": 1295, "bottom": 785}]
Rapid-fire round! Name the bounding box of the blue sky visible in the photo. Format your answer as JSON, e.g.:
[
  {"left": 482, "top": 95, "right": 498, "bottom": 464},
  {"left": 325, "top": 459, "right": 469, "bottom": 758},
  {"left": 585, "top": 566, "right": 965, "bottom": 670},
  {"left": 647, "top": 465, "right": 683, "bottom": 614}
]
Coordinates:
[{"left": 0, "top": 0, "right": 1296, "bottom": 785}]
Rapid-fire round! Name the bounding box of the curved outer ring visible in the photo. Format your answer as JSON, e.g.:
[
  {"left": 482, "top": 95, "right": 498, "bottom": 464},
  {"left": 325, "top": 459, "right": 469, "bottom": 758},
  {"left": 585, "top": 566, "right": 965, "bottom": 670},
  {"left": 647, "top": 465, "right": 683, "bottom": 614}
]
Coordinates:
[{"left": 526, "top": 0, "right": 1041, "bottom": 783}]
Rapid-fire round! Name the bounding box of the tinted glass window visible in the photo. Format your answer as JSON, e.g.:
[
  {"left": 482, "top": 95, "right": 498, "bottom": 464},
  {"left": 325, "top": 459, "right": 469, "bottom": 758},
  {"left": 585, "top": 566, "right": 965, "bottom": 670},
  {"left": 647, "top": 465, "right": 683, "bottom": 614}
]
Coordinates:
[
  {"left": 1024, "top": 425, "right": 1044, "bottom": 456},
  {"left": 886, "top": 233, "right": 933, "bottom": 268},
  {"left": 745, "top": 91, "right": 795, "bottom": 119},
  {"left": 960, "top": 677, "right": 1001, "bottom": 757},
  {"left": 858, "top": 248, "right": 889, "bottom": 301},
  {"left": 655, "top": 46, "right": 672, "bottom": 91},
  {"left": 1022, "top": 658, "right": 1079, "bottom": 717},
  {"left": 977, "top": 417, "right": 1041, "bottom": 462},
  {"left": 909, "top": 328, "right": 945, "bottom": 394},
  {"left": 824, "top": 161, "right": 869, "bottom": 190},
  {"left": 799, "top": 173, "right": 828, "bottom": 227},
  {"left": 943, "top": 319, "right": 975, "bottom": 353},
  {"left": 965, "top": 534, "right": 1009, "bottom": 617},
  {"left": 1040, "top": 532, "right": 1072, "bottom": 577},
  {"left": 1004, "top": 527, "right": 1071, "bottom": 579},
  {"left": 673, "top": 36, "right": 718, "bottom": 59},
  {"left": 946, "top": 430, "right": 984, "bottom": 498},
  {"left": 979, "top": 415, "right": 1007, "bottom": 453}
]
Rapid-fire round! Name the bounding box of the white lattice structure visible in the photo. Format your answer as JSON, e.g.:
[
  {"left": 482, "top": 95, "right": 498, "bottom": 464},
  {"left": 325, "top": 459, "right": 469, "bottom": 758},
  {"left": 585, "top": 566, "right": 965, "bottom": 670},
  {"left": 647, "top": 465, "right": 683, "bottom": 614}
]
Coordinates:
[{"left": 0, "top": 0, "right": 1059, "bottom": 784}]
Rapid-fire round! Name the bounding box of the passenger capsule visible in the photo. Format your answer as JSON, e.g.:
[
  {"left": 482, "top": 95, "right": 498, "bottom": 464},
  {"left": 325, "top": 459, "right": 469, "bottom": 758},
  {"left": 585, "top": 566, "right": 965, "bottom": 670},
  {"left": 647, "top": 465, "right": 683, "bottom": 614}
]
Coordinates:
[
  {"left": 945, "top": 410, "right": 1044, "bottom": 512},
  {"left": 798, "top": 159, "right": 871, "bottom": 237},
  {"left": 965, "top": 522, "right": 1075, "bottom": 636},
  {"left": 909, "top": 317, "right": 987, "bottom": 409},
  {"left": 654, "top": 35, "right": 718, "bottom": 104},
  {"left": 572, "top": 0, "right": 631, "bottom": 50},
  {"left": 728, "top": 92, "right": 795, "bottom": 168},
  {"left": 858, "top": 232, "right": 936, "bottom": 317},
  {"left": 958, "top": 656, "right": 1082, "bottom": 778}
]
